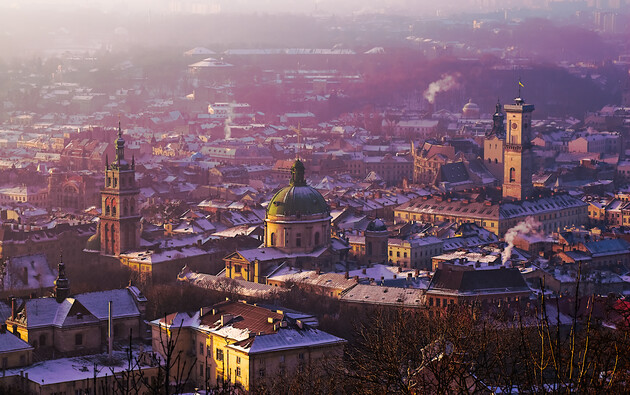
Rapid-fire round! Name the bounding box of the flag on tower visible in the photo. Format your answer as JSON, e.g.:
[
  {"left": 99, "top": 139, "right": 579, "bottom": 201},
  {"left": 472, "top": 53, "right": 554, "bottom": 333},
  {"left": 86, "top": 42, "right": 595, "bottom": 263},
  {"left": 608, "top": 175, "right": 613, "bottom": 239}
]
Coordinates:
[{"left": 518, "top": 80, "right": 525, "bottom": 87}]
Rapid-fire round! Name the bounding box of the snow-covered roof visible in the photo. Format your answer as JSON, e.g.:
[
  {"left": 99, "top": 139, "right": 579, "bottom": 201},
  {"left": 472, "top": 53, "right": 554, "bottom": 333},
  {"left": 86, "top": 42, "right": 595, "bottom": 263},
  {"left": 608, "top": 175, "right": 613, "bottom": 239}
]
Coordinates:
[{"left": 0, "top": 331, "right": 33, "bottom": 353}]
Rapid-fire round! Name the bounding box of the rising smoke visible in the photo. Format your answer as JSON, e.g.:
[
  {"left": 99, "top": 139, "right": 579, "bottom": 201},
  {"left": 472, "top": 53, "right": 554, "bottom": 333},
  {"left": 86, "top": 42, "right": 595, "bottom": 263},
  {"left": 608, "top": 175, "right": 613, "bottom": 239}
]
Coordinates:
[
  {"left": 423, "top": 73, "right": 461, "bottom": 104},
  {"left": 502, "top": 217, "right": 543, "bottom": 265}
]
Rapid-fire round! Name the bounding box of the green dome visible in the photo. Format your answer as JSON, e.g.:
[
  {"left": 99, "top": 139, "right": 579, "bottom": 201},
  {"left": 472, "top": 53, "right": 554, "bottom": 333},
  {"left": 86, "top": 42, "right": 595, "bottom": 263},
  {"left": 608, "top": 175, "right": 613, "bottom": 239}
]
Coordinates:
[
  {"left": 267, "top": 185, "right": 329, "bottom": 217},
  {"left": 85, "top": 224, "right": 101, "bottom": 251},
  {"left": 267, "top": 159, "right": 329, "bottom": 217}
]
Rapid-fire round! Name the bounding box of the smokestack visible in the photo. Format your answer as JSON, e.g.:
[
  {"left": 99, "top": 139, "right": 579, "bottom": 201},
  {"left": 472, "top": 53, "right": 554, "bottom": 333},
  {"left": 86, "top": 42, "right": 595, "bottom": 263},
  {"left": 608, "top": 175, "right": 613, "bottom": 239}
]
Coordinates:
[{"left": 108, "top": 300, "right": 113, "bottom": 356}]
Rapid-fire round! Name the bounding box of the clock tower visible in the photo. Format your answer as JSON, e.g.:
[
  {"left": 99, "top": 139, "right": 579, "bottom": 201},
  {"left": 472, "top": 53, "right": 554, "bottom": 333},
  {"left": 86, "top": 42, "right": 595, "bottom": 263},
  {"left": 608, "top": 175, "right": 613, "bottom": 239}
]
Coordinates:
[
  {"left": 100, "top": 123, "right": 140, "bottom": 256},
  {"left": 503, "top": 96, "right": 534, "bottom": 201}
]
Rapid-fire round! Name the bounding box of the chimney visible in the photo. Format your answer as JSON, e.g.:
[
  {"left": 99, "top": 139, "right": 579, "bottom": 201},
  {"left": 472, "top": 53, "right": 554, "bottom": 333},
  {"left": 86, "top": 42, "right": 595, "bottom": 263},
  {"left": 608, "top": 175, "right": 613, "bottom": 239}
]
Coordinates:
[
  {"left": 221, "top": 314, "right": 234, "bottom": 326},
  {"left": 11, "top": 297, "right": 16, "bottom": 320},
  {"left": 108, "top": 301, "right": 113, "bottom": 356},
  {"left": 362, "top": 268, "right": 366, "bottom": 274},
  {"left": 344, "top": 271, "right": 349, "bottom": 279}
]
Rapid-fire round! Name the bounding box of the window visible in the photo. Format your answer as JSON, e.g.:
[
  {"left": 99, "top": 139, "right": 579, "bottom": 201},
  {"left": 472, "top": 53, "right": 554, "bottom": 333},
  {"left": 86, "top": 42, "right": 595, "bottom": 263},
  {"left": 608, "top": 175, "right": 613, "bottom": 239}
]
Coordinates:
[
  {"left": 236, "top": 356, "right": 241, "bottom": 364},
  {"left": 75, "top": 333, "right": 83, "bottom": 346},
  {"left": 259, "top": 369, "right": 265, "bottom": 377},
  {"left": 509, "top": 167, "right": 516, "bottom": 182},
  {"left": 296, "top": 233, "right": 302, "bottom": 247},
  {"left": 314, "top": 232, "right": 320, "bottom": 245},
  {"left": 216, "top": 348, "right": 224, "bottom": 361},
  {"left": 298, "top": 353, "right": 304, "bottom": 360},
  {"left": 270, "top": 232, "right": 276, "bottom": 246},
  {"left": 200, "top": 342, "right": 204, "bottom": 355},
  {"left": 236, "top": 367, "right": 241, "bottom": 377},
  {"left": 39, "top": 334, "right": 46, "bottom": 347},
  {"left": 397, "top": 251, "right": 400, "bottom": 258}
]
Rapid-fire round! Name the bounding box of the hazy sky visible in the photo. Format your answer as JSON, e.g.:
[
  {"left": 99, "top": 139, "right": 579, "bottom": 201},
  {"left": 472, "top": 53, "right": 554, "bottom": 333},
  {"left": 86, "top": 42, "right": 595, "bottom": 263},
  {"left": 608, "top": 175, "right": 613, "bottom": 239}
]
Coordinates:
[{"left": 0, "top": 0, "right": 559, "bottom": 16}]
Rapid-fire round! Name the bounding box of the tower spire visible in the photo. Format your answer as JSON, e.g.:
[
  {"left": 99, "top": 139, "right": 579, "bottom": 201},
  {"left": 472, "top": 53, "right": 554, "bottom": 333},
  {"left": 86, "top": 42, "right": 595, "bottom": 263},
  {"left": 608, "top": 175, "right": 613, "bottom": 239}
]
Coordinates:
[{"left": 115, "top": 120, "right": 125, "bottom": 163}]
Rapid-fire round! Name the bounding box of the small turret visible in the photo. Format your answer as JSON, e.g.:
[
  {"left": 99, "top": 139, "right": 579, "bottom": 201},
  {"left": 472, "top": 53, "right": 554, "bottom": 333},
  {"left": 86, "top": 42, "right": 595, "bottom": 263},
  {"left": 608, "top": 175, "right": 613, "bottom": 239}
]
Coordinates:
[
  {"left": 290, "top": 159, "right": 307, "bottom": 187},
  {"left": 55, "top": 253, "right": 70, "bottom": 303},
  {"left": 491, "top": 99, "right": 505, "bottom": 137}
]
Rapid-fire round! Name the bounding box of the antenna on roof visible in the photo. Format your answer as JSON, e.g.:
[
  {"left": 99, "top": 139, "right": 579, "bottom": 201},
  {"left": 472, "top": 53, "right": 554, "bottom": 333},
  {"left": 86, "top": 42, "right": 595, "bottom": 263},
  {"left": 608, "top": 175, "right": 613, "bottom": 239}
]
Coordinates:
[{"left": 290, "top": 123, "right": 302, "bottom": 160}]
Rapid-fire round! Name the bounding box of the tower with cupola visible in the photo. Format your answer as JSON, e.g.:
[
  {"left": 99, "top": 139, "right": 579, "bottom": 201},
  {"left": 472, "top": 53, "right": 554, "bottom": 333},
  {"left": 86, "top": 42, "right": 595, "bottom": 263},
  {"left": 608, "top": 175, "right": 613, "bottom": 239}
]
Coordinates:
[
  {"left": 503, "top": 95, "right": 534, "bottom": 201},
  {"left": 100, "top": 123, "right": 140, "bottom": 256}
]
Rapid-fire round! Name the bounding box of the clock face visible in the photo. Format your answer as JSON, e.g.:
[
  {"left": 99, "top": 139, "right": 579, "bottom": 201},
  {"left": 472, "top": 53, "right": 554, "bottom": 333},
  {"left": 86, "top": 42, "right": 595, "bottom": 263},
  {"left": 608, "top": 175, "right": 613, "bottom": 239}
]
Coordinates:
[{"left": 511, "top": 122, "right": 518, "bottom": 130}]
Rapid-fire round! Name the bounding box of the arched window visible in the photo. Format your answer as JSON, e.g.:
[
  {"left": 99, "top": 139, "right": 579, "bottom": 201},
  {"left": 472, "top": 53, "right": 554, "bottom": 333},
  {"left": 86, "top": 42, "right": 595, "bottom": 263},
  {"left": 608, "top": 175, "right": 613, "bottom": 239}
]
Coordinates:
[
  {"left": 509, "top": 167, "right": 516, "bottom": 182},
  {"left": 112, "top": 199, "right": 117, "bottom": 216},
  {"left": 296, "top": 233, "right": 302, "bottom": 247},
  {"left": 494, "top": 158, "right": 498, "bottom": 164},
  {"left": 314, "top": 232, "right": 320, "bottom": 246},
  {"left": 270, "top": 232, "right": 276, "bottom": 246},
  {"left": 487, "top": 158, "right": 491, "bottom": 164}
]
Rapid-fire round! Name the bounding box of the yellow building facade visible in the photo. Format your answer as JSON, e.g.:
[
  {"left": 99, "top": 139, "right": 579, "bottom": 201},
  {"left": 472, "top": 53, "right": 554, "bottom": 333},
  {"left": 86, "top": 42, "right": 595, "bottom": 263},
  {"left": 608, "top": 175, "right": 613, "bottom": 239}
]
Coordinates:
[{"left": 151, "top": 300, "right": 346, "bottom": 391}]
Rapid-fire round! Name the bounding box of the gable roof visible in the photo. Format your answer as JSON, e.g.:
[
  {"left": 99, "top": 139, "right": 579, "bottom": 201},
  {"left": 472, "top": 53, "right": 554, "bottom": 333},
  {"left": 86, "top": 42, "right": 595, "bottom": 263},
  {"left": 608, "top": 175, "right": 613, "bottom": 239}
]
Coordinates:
[
  {"left": 427, "top": 268, "right": 529, "bottom": 296},
  {"left": 15, "top": 288, "right": 141, "bottom": 329}
]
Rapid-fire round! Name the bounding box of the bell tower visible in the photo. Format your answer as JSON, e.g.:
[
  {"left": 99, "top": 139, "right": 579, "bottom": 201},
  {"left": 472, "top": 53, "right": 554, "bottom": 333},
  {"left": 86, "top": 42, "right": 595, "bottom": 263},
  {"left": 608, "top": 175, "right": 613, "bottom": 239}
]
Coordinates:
[
  {"left": 503, "top": 95, "right": 534, "bottom": 201},
  {"left": 100, "top": 123, "right": 140, "bottom": 256}
]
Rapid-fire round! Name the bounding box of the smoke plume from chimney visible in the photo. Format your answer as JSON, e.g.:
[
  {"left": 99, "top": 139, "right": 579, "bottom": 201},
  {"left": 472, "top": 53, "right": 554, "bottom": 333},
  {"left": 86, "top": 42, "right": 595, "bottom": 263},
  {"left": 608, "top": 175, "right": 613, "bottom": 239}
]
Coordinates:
[
  {"left": 502, "top": 217, "right": 542, "bottom": 265},
  {"left": 423, "top": 73, "right": 461, "bottom": 104}
]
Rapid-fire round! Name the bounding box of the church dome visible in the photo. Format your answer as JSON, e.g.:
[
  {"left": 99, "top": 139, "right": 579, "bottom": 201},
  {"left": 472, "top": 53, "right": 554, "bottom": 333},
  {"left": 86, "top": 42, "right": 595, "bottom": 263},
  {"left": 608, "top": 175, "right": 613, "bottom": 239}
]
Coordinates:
[
  {"left": 267, "top": 160, "right": 329, "bottom": 218},
  {"left": 462, "top": 99, "right": 480, "bottom": 118},
  {"left": 366, "top": 218, "right": 387, "bottom": 232}
]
